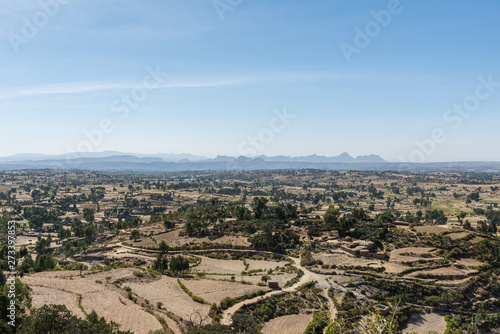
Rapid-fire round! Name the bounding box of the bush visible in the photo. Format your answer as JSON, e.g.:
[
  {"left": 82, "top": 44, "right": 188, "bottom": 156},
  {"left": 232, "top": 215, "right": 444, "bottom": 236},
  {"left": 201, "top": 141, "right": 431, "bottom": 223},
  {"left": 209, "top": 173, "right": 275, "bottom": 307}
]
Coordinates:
[
  {"left": 424, "top": 295, "right": 441, "bottom": 306},
  {"left": 133, "top": 271, "right": 144, "bottom": 277},
  {"left": 18, "top": 304, "right": 133, "bottom": 334},
  {"left": 219, "top": 290, "right": 267, "bottom": 310},
  {"left": 192, "top": 296, "right": 205, "bottom": 304},
  {"left": 397, "top": 267, "right": 423, "bottom": 276},
  {"left": 304, "top": 312, "right": 328, "bottom": 334},
  {"left": 178, "top": 279, "right": 207, "bottom": 304}
]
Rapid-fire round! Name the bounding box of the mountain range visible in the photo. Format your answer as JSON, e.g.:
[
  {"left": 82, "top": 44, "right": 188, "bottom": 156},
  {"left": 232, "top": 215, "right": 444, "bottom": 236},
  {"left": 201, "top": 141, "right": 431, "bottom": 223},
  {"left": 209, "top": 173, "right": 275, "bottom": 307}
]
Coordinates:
[
  {"left": 0, "top": 151, "right": 386, "bottom": 164},
  {"left": 0, "top": 151, "right": 499, "bottom": 173}
]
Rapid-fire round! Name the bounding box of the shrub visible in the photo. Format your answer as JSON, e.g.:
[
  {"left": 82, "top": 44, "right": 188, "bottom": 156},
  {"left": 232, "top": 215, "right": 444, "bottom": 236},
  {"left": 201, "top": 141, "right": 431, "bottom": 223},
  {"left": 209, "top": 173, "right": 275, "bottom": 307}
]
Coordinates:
[{"left": 192, "top": 296, "right": 205, "bottom": 304}]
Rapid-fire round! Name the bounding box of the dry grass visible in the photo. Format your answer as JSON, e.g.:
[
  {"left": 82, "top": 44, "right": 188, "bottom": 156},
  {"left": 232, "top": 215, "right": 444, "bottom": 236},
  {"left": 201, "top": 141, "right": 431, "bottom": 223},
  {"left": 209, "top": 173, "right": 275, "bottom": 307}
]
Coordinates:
[
  {"left": 390, "top": 247, "right": 440, "bottom": 263},
  {"left": 446, "top": 232, "right": 469, "bottom": 240},
  {"left": 403, "top": 312, "right": 447, "bottom": 334},
  {"left": 245, "top": 258, "right": 289, "bottom": 271},
  {"left": 261, "top": 314, "right": 313, "bottom": 334},
  {"left": 455, "top": 257, "right": 483, "bottom": 267},
  {"left": 29, "top": 285, "right": 86, "bottom": 318},
  {"left": 314, "top": 252, "right": 385, "bottom": 269},
  {"left": 126, "top": 276, "right": 211, "bottom": 323},
  {"left": 21, "top": 268, "right": 163, "bottom": 334},
  {"left": 195, "top": 256, "right": 246, "bottom": 275},
  {"left": 407, "top": 266, "right": 476, "bottom": 279},
  {"left": 180, "top": 278, "right": 267, "bottom": 304},
  {"left": 414, "top": 225, "right": 449, "bottom": 234}
]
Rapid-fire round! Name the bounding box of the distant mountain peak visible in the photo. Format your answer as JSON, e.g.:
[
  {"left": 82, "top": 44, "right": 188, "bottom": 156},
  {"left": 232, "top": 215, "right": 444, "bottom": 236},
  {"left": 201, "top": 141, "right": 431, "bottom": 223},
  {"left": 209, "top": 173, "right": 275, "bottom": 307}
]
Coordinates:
[
  {"left": 354, "top": 154, "right": 386, "bottom": 163},
  {"left": 339, "top": 152, "right": 353, "bottom": 158},
  {"left": 0, "top": 152, "right": 387, "bottom": 172}
]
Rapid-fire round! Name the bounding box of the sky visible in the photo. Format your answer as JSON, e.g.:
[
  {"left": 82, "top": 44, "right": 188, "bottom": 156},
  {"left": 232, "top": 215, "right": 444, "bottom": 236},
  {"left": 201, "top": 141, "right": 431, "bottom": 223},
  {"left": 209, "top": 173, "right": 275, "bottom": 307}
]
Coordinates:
[{"left": 0, "top": 0, "right": 499, "bottom": 162}]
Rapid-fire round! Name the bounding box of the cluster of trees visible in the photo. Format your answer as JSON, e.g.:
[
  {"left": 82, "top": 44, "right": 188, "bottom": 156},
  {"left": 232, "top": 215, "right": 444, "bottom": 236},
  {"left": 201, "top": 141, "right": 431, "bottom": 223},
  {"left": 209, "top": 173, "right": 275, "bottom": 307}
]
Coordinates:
[
  {"left": 486, "top": 208, "right": 500, "bottom": 225},
  {"left": 181, "top": 200, "right": 227, "bottom": 237},
  {"left": 55, "top": 193, "right": 94, "bottom": 212},
  {"left": 0, "top": 274, "right": 32, "bottom": 333},
  {"left": 475, "top": 239, "right": 500, "bottom": 264},
  {"left": 390, "top": 183, "right": 400, "bottom": 194},
  {"left": 406, "top": 186, "right": 425, "bottom": 196},
  {"left": 412, "top": 197, "right": 432, "bottom": 207},
  {"left": 473, "top": 220, "right": 498, "bottom": 235},
  {"left": 14, "top": 304, "right": 132, "bottom": 334},
  {"left": 330, "top": 191, "right": 356, "bottom": 202},
  {"left": 250, "top": 222, "right": 300, "bottom": 251},
  {"left": 404, "top": 211, "right": 424, "bottom": 224},
  {"left": 152, "top": 250, "right": 189, "bottom": 275},
  {"left": 24, "top": 207, "right": 60, "bottom": 230},
  {"left": 180, "top": 197, "right": 299, "bottom": 237},
  {"left": 16, "top": 236, "right": 57, "bottom": 274},
  {"left": 368, "top": 185, "right": 384, "bottom": 199},
  {"left": 323, "top": 207, "right": 369, "bottom": 236},
  {"left": 0, "top": 189, "right": 16, "bottom": 206},
  {"left": 217, "top": 187, "right": 241, "bottom": 195},
  {"left": 466, "top": 192, "right": 481, "bottom": 202},
  {"left": 69, "top": 219, "right": 97, "bottom": 243},
  {"left": 424, "top": 209, "right": 447, "bottom": 225},
  {"left": 150, "top": 192, "right": 173, "bottom": 202},
  {"left": 170, "top": 255, "right": 190, "bottom": 274},
  {"left": 251, "top": 197, "right": 298, "bottom": 221}
]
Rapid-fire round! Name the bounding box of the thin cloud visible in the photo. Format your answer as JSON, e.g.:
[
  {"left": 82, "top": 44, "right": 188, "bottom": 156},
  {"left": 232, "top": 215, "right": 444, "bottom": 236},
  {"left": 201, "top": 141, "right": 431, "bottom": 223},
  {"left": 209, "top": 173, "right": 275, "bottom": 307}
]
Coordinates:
[
  {"left": 241, "top": 71, "right": 439, "bottom": 84},
  {"left": 0, "top": 70, "right": 433, "bottom": 100},
  {"left": 0, "top": 78, "right": 246, "bottom": 100}
]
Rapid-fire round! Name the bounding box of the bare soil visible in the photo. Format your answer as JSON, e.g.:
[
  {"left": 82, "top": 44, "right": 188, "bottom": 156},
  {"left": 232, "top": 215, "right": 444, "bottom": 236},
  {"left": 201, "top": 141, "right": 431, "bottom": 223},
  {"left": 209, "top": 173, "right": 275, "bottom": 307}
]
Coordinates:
[
  {"left": 403, "top": 312, "right": 447, "bottom": 334},
  {"left": 261, "top": 314, "right": 313, "bottom": 334}
]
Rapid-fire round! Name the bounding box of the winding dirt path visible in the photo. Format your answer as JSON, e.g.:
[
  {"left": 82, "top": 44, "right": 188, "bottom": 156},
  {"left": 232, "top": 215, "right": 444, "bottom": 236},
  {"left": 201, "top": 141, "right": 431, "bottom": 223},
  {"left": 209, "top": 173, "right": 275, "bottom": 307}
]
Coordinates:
[
  {"left": 221, "top": 257, "right": 337, "bottom": 325},
  {"left": 81, "top": 244, "right": 343, "bottom": 326}
]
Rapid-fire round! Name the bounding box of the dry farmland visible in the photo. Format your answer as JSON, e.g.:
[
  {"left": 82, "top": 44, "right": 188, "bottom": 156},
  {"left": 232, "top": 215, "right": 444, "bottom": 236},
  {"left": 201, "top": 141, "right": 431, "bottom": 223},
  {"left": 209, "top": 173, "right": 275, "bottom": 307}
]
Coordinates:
[{"left": 2, "top": 169, "right": 500, "bottom": 333}]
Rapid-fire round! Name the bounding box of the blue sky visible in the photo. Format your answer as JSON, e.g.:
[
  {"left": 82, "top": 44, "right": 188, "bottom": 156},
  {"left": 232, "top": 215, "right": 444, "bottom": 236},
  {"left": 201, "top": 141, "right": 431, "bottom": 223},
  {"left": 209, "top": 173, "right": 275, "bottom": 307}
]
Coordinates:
[{"left": 1, "top": 0, "right": 499, "bottom": 161}]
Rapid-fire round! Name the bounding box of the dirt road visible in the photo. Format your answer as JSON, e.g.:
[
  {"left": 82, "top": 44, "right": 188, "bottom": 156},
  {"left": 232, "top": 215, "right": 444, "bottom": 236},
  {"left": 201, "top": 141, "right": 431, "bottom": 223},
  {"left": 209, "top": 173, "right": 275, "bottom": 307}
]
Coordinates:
[{"left": 221, "top": 257, "right": 337, "bottom": 325}]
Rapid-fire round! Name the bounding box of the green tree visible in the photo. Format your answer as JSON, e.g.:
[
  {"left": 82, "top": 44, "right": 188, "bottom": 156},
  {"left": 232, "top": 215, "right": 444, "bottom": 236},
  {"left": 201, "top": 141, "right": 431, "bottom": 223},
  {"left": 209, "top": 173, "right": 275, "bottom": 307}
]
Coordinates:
[
  {"left": 489, "top": 220, "right": 497, "bottom": 235},
  {"left": 324, "top": 208, "right": 355, "bottom": 236},
  {"left": 0, "top": 278, "right": 32, "bottom": 333},
  {"left": 159, "top": 240, "right": 169, "bottom": 253},
  {"left": 130, "top": 229, "right": 140, "bottom": 241},
  {"left": 28, "top": 214, "right": 44, "bottom": 230},
  {"left": 170, "top": 255, "right": 189, "bottom": 275},
  {"left": 153, "top": 253, "right": 168, "bottom": 274},
  {"left": 234, "top": 206, "right": 251, "bottom": 220},
  {"left": 231, "top": 313, "right": 259, "bottom": 334},
  {"left": 83, "top": 208, "right": 95, "bottom": 223},
  {"left": 273, "top": 206, "right": 286, "bottom": 220},
  {"left": 18, "top": 304, "right": 74, "bottom": 334},
  {"left": 31, "top": 189, "right": 42, "bottom": 203},
  {"left": 18, "top": 304, "right": 132, "bottom": 334},
  {"left": 323, "top": 207, "right": 340, "bottom": 231},
  {"left": 35, "top": 254, "right": 56, "bottom": 272},
  {"left": 35, "top": 237, "right": 50, "bottom": 255},
  {"left": 456, "top": 211, "right": 467, "bottom": 225},
  {"left": 76, "top": 263, "right": 86, "bottom": 276},
  {"left": 252, "top": 197, "right": 269, "bottom": 219}
]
